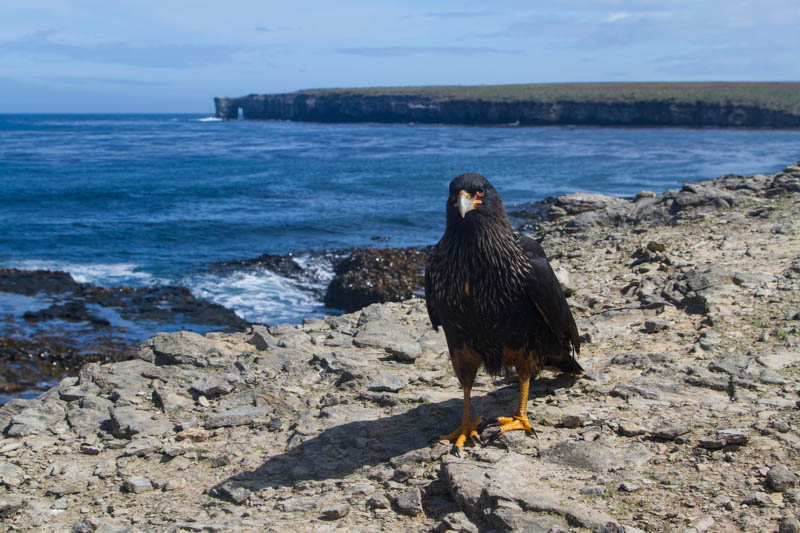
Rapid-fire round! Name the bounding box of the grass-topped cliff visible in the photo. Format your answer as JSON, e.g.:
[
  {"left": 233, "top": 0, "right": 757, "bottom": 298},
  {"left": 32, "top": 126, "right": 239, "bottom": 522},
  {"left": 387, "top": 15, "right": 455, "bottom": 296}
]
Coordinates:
[
  {"left": 216, "top": 82, "right": 800, "bottom": 127},
  {"left": 298, "top": 82, "right": 800, "bottom": 111}
]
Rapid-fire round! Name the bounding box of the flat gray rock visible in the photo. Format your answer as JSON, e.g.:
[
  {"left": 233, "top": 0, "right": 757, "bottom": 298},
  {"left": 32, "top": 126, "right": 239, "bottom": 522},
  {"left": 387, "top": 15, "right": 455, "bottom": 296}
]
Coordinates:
[
  {"left": 644, "top": 318, "right": 671, "bottom": 333},
  {"left": 353, "top": 320, "right": 416, "bottom": 351},
  {"left": 540, "top": 440, "right": 618, "bottom": 472},
  {"left": 417, "top": 329, "right": 447, "bottom": 357},
  {"left": 314, "top": 351, "right": 372, "bottom": 379},
  {"left": 357, "top": 303, "right": 395, "bottom": 326},
  {"left": 46, "top": 478, "right": 88, "bottom": 497},
  {"left": 250, "top": 325, "right": 279, "bottom": 350},
  {"left": 442, "top": 452, "right": 613, "bottom": 530},
  {"left": 110, "top": 406, "right": 172, "bottom": 438},
  {"left": 67, "top": 406, "right": 111, "bottom": 437},
  {"left": 394, "top": 488, "right": 422, "bottom": 516},
  {"left": 204, "top": 406, "right": 270, "bottom": 429},
  {"left": 700, "top": 428, "right": 749, "bottom": 449},
  {"left": 436, "top": 511, "right": 479, "bottom": 533},
  {"left": 649, "top": 425, "right": 690, "bottom": 440},
  {"left": 213, "top": 481, "right": 252, "bottom": 504},
  {"left": 190, "top": 373, "right": 237, "bottom": 396},
  {"left": 144, "top": 330, "right": 234, "bottom": 366},
  {"left": 0, "top": 462, "right": 25, "bottom": 488},
  {"left": 742, "top": 491, "right": 771, "bottom": 507},
  {"left": 0, "top": 494, "right": 27, "bottom": 518},
  {"left": 384, "top": 341, "right": 422, "bottom": 362},
  {"left": 0, "top": 398, "right": 31, "bottom": 434},
  {"left": 275, "top": 496, "right": 317, "bottom": 512},
  {"left": 368, "top": 374, "right": 407, "bottom": 393},
  {"left": 322, "top": 332, "right": 354, "bottom": 347},
  {"left": 7, "top": 401, "right": 66, "bottom": 437},
  {"left": 122, "top": 436, "right": 163, "bottom": 457},
  {"left": 152, "top": 384, "right": 193, "bottom": 413},
  {"left": 618, "top": 420, "right": 647, "bottom": 436},
  {"left": 85, "top": 358, "right": 155, "bottom": 392},
  {"left": 123, "top": 476, "right": 153, "bottom": 494},
  {"left": 321, "top": 503, "right": 350, "bottom": 520}
]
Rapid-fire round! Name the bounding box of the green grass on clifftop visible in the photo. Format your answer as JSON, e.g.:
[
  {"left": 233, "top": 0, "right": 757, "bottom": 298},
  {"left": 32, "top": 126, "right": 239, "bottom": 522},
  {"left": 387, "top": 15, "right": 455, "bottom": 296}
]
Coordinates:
[{"left": 297, "top": 82, "right": 800, "bottom": 113}]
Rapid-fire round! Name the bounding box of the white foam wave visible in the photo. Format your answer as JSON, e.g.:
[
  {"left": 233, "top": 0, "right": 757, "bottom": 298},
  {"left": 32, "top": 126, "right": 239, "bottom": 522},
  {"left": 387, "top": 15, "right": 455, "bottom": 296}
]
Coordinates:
[
  {"left": 292, "top": 253, "right": 336, "bottom": 286},
  {"left": 4, "top": 260, "right": 157, "bottom": 287},
  {"left": 195, "top": 117, "right": 222, "bottom": 122},
  {"left": 186, "top": 268, "right": 328, "bottom": 324}
]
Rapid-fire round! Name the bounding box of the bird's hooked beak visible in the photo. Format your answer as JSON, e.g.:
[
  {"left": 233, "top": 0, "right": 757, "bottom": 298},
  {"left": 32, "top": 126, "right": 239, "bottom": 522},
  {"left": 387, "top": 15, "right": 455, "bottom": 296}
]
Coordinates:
[{"left": 455, "top": 189, "right": 483, "bottom": 218}]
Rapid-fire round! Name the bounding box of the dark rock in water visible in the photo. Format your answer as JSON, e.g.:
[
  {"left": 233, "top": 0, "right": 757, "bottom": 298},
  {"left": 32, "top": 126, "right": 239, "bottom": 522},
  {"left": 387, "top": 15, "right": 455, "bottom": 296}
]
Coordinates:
[
  {"left": 0, "top": 268, "right": 249, "bottom": 402},
  {"left": 23, "top": 301, "right": 111, "bottom": 326},
  {"left": 508, "top": 197, "right": 555, "bottom": 226},
  {"left": 214, "top": 250, "right": 343, "bottom": 300},
  {"left": 215, "top": 252, "right": 308, "bottom": 280},
  {"left": 0, "top": 335, "right": 130, "bottom": 397},
  {"left": 0, "top": 268, "right": 82, "bottom": 295},
  {"left": 1, "top": 268, "right": 247, "bottom": 330},
  {"left": 324, "top": 247, "right": 430, "bottom": 313}
]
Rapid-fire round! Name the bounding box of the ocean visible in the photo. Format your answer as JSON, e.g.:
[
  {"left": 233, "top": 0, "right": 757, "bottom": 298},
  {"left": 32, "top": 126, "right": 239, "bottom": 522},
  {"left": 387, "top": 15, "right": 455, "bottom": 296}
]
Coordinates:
[{"left": 1, "top": 114, "right": 799, "bottom": 326}]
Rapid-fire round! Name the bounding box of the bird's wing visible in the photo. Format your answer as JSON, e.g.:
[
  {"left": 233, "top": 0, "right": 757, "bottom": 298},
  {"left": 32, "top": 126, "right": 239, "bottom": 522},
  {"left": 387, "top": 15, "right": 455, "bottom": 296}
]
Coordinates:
[
  {"left": 424, "top": 259, "right": 441, "bottom": 331},
  {"left": 520, "top": 235, "right": 581, "bottom": 357}
]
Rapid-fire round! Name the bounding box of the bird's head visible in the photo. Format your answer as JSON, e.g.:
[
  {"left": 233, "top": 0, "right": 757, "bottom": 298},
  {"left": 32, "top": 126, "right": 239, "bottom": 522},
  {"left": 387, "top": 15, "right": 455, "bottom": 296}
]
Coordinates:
[{"left": 446, "top": 173, "right": 507, "bottom": 227}]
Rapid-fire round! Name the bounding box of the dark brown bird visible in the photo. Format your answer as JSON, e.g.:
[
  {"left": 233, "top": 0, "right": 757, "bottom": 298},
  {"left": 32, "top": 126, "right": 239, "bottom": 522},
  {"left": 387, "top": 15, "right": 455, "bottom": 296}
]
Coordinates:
[{"left": 424, "top": 173, "right": 582, "bottom": 455}]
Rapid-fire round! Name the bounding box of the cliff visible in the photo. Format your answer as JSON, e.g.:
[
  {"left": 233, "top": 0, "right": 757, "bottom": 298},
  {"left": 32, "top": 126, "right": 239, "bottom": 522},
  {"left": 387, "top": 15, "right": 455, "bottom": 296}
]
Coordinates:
[
  {"left": 215, "top": 82, "right": 800, "bottom": 128},
  {"left": 1, "top": 163, "right": 799, "bottom": 531}
]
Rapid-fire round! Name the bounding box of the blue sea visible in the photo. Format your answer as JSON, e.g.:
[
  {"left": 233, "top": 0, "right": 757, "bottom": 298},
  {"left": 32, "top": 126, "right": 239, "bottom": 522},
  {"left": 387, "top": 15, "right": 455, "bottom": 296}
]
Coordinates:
[{"left": 1, "top": 114, "right": 799, "bottom": 325}]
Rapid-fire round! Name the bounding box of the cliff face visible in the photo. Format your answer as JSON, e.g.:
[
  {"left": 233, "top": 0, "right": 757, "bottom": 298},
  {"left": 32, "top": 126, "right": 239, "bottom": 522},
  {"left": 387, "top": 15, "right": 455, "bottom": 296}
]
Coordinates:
[{"left": 215, "top": 93, "right": 800, "bottom": 127}]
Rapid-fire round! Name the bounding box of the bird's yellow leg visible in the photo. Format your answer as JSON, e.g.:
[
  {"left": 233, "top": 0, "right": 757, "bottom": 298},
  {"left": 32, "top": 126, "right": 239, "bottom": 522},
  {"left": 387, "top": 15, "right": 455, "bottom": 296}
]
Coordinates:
[
  {"left": 439, "top": 386, "right": 484, "bottom": 455},
  {"left": 490, "top": 374, "right": 537, "bottom": 438}
]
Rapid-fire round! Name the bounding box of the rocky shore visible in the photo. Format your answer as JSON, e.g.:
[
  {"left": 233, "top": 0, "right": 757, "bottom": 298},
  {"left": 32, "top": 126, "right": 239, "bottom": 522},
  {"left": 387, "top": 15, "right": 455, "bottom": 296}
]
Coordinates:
[
  {"left": 0, "top": 271, "right": 248, "bottom": 397},
  {"left": 1, "top": 163, "right": 799, "bottom": 532}
]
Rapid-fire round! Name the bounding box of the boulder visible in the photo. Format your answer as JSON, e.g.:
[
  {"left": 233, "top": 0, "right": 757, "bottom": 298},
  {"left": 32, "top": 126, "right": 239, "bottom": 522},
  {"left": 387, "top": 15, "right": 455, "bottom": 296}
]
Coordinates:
[{"left": 324, "top": 247, "right": 429, "bottom": 312}]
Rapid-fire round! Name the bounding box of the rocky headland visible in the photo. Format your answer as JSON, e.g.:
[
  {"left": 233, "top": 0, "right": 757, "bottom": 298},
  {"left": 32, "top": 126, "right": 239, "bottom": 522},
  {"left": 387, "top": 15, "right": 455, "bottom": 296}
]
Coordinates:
[
  {"left": 1, "top": 163, "right": 799, "bottom": 532},
  {"left": 214, "top": 83, "right": 800, "bottom": 128}
]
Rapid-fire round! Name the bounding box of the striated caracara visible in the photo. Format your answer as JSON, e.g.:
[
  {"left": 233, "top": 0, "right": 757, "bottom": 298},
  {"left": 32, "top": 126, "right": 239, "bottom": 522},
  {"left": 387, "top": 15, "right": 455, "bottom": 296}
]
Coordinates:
[{"left": 424, "top": 173, "right": 583, "bottom": 455}]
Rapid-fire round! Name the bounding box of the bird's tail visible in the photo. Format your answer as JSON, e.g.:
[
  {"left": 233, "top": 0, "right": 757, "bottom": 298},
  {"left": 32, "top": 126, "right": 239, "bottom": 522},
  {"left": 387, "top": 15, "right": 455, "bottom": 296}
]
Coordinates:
[
  {"left": 548, "top": 353, "right": 584, "bottom": 375},
  {"left": 546, "top": 343, "right": 583, "bottom": 375}
]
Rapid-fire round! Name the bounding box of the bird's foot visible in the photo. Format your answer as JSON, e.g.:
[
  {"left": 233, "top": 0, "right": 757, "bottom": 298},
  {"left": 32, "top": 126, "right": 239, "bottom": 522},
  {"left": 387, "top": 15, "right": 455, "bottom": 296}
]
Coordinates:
[
  {"left": 486, "top": 415, "right": 538, "bottom": 443},
  {"left": 439, "top": 416, "right": 484, "bottom": 457}
]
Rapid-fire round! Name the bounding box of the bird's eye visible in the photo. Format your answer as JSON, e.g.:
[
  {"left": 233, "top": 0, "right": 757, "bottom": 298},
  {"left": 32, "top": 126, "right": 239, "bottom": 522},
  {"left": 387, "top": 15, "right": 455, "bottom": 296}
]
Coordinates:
[{"left": 475, "top": 188, "right": 485, "bottom": 197}]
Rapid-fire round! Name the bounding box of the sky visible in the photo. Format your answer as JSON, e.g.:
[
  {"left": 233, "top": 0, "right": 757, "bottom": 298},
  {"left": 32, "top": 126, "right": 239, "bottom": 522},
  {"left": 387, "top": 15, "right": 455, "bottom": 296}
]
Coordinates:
[{"left": 1, "top": 0, "right": 798, "bottom": 113}]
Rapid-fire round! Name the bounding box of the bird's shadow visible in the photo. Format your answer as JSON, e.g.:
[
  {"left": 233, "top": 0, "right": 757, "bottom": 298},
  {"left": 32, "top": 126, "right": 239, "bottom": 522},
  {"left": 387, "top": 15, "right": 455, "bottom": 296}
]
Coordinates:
[{"left": 210, "top": 374, "right": 580, "bottom": 500}]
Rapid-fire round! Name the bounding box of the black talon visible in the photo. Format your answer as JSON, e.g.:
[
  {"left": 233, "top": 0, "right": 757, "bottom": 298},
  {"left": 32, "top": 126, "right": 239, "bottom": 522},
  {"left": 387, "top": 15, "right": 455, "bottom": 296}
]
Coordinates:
[
  {"left": 528, "top": 427, "right": 539, "bottom": 439},
  {"left": 487, "top": 429, "right": 503, "bottom": 445},
  {"left": 451, "top": 445, "right": 461, "bottom": 458},
  {"left": 473, "top": 435, "right": 485, "bottom": 448}
]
